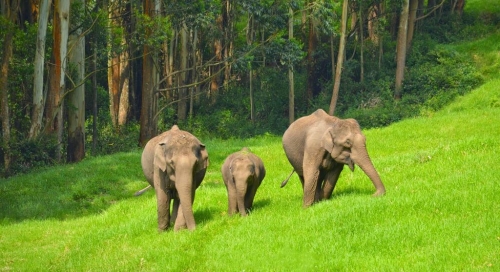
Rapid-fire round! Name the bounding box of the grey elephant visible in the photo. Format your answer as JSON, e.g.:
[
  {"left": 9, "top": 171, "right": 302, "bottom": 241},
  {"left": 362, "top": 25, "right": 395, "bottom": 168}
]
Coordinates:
[
  {"left": 221, "top": 147, "right": 266, "bottom": 216},
  {"left": 141, "top": 125, "right": 209, "bottom": 231},
  {"left": 281, "top": 109, "right": 385, "bottom": 207}
]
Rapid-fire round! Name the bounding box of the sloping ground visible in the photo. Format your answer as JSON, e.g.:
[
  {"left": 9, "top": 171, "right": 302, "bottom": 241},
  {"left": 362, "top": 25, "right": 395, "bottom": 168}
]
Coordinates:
[{"left": 1, "top": 67, "right": 499, "bottom": 271}]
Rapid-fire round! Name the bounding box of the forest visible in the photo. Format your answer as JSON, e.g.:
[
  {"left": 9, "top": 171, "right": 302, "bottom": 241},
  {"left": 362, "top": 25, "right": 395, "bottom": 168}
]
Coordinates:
[{"left": 0, "top": 0, "right": 488, "bottom": 177}]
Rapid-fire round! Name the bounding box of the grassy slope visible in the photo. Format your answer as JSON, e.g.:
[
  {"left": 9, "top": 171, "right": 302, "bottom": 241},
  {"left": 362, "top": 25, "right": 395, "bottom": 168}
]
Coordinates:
[
  {"left": 2, "top": 9, "right": 500, "bottom": 272},
  {"left": 1, "top": 83, "right": 499, "bottom": 271}
]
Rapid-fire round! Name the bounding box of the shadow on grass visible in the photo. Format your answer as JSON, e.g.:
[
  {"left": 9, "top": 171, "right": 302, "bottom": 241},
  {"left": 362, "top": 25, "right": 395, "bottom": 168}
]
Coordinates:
[
  {"left": 0, "top": 152, "right": 145, "bottom": 225},
  {"left": 332, "top": 186, "right": 376, "bottom": 198},
  {"left": 250, "top": 198, "right": 271, "bottom": 212}
]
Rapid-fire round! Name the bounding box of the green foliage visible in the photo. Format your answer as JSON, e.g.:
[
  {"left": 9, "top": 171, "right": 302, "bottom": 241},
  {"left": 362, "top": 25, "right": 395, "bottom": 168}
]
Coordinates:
[
  {"left": 85, "top": 117, "right": 141, "bottom": 156},
  {"left": 184, "top": 68, "right": 305, "bottom": 138}
]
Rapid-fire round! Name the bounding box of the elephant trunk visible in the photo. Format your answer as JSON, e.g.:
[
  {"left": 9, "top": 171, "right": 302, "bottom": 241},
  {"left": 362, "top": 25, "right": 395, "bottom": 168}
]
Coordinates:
[
  {"left": 176, "top": 163, "right": 196, "bottom": 231},
  {"left": 351, "top": 139, "right": 386, "bottom": 196},
  {"left": 234, "top": 176, "right": 249, "bottom": 216}
]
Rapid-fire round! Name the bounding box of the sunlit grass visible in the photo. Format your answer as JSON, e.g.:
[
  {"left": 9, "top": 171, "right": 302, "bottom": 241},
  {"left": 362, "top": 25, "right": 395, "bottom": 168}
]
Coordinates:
[
  {"left": 2, "top": 4, "right": 500, "bottom": 270},
  {"left": 1, "top": 78, "right": 499, "bottom": 270}
]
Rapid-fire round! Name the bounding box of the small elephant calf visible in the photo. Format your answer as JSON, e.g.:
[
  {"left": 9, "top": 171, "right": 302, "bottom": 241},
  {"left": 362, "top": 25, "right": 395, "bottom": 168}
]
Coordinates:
[{"left": 221, "top": 147, "right": 266, "bottom": 216}]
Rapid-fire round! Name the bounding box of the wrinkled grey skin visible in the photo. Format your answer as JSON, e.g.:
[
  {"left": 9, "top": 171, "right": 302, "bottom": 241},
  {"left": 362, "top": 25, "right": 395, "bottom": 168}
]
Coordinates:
[
  {"left": 221, "top": 147, "right": 266, "bottom": 216},
  {"left": 282, "top": 109, "right": 385, "bottom": 207},
  {"left": 141, "top": 125, "right": 208, "bottom": 231}
]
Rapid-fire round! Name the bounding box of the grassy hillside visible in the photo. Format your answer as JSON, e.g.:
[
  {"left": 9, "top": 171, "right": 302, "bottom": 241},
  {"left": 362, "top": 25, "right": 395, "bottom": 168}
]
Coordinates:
[
  {"left": 1, "top": 78, "right": 499, "bottom": 271},
  {"left": 2, "top": 7, "right": 500, "bottom": 272}
]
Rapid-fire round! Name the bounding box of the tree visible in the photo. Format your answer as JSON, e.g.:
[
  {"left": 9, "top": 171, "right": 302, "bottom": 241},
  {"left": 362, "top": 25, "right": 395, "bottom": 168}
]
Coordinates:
[
  {"left": 139, "top": 0, "right": 159, "bottom": 146},
  {"left": 306, "top": 0, "right": 319, "bottom": 103},
  {"left": 177, "top": 22, "right": 189, "bottom": 121},
  {"left": 108, "top": 0, "right": 131, "bottom": 129},
  {"left": 394, "top": 0, "right": 409, "bottom": 100},
  {"left": 288, "top": 6, "right": 295, "bottom": 124},
  {"left": 28, "top": 0, "right": 51, "bottom": 139},
  {"left": 328, "top": 0, "right": 348, "bottom": 115},
  {"left": 67, "top": 0, "right": 85, "bottom": 163},
  {"left": 0, "top": 0, "right": 20, "bottom": 176},
  {"left": 45, "top": 0, "right": 70, "bottom": 161},
  {"left": 407, "top": 0, "right": 419, "bottom": 50}
]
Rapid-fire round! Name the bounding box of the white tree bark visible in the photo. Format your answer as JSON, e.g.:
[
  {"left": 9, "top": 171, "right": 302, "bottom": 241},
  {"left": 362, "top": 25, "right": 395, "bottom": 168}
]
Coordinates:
[{"left": 29, "top": 0, "right": 52, "bottom": 139}]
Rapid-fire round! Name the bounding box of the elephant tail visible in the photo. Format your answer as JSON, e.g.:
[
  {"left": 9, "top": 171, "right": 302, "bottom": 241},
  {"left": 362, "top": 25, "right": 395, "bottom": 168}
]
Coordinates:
[
  {"left": 134, "top": 185, "right": 152, "bottom": 196},
  {"left": 280, "top": 170, "right": 295, "bottom": 188}
]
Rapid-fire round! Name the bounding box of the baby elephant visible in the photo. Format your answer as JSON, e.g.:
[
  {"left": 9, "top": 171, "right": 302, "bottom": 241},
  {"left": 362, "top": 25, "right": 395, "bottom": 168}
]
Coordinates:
[{"left": 221, "top": 147, "right": 266, "bottom": 216}]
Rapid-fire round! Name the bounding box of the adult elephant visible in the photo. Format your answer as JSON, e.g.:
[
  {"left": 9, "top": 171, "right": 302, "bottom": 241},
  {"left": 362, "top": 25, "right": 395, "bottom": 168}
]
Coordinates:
[
  {"left": 221, "top": 147, "right": 266, "bottom": 216},
  {"left": 141, "top": 125, "right": 209, "bottom": 231},
  {"left": 281, "top": 109, "right": 385, "bottom": 207}
]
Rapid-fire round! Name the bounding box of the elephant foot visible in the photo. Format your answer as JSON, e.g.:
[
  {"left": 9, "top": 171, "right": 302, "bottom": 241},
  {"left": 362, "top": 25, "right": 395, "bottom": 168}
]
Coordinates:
[{"left": 372, "top": 189, "right": 386, "bottom": 197}]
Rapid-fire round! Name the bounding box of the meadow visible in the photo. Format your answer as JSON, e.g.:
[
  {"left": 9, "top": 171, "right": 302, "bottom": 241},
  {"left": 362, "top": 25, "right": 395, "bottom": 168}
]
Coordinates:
[
  {"left": 2, "top": 6, "right": 500, "bottom": 271},
  {"left": 1, "top": 75, "right": 499, "bottom": 270}
]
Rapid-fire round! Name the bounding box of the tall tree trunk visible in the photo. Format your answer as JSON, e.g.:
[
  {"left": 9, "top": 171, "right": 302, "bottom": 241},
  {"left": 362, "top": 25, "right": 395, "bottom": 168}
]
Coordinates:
[
  {"left": 407, "top": 0, "right": 419, "bottom": 50},
  {"left": 328, "top": 0, "right": 348, "bottom": 116},
  {"left": 288, "top": 6, "right": 295, "bottom": 124},
  {"left": 139, "top": 0, "right": 159, "bottom": 146},
  {"left": 0, "top": 0, "right": 19, "bottom": 176},
  {"left": 29, "top": 0, "right": 51, "bottom": 139},
  {"left": 246, "top": 13, "right": 254, "bottom": 122},
  {"left": 394, "top": 0, "right": 409, "bottom": 100},
  {"left": 108, "top": 0, "right": 130, "bottom": 129},
  {"left": 359, "top": 6, "right": 364, "bottom": 83},
  {"left": 45, "top": 0, "right": 70, "bottom": 161},
  {"left": 92, "top": 46, "right": 98, "bottom": 155},
  {"left": 223, "top": 0, "right": 233, "bottom": 90},
  {"left": 177, "top": 23, "right": 188, "bottom": 121},
  {"left": 306, "top": 0, "right": 318, "bottom": 104},
  {"left": 67, "top": 0, "right": 85, "bottom": 163}
]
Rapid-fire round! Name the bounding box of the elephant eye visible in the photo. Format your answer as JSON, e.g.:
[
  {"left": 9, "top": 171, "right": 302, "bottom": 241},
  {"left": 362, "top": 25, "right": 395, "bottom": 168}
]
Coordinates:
[{"left": 345, "top": 139, "right": 352, "bottom": 148}]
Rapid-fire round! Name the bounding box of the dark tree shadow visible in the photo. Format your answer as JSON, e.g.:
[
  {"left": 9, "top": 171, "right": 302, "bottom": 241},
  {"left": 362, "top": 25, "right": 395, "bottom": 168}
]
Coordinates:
[{"left": 0, "top": 152, "right": 147, "bottom": 224}]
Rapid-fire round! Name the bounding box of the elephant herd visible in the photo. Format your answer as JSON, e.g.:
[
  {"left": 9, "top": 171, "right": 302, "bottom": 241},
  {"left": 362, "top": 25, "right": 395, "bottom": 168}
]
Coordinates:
[{"left": 139, "top": 109, "right": 386, "bottom": 232}]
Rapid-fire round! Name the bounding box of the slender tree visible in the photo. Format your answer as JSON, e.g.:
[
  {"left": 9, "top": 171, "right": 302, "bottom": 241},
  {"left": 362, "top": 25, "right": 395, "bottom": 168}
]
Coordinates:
[
  {"left": 67, "top": 0, "right": 85, "bottom": 163},
  {"left": 394, "top": 0, "right": 409, "bottom": 100},
  {"left": 29, "top": 0, "right": 52, "bottom": 139},
  {"left": 407, "top": 0, "right": 419, "bottom": 50},
  {"left": 177, "top": 22, "right": 188, "bottom": 121},
  {"left": 306, "top": 0, "right": 319, "bottom": 103},
  {"left": 288, "top": 6, "right": 295, "bottom": 124},
  {"left": 139, "top": 0, "right": 159, "bottom": 145},
  {"left": 45, "top": 0, "right": 70, "bottom": 161},
  {"left": 108, "top": 0, "right": 131, "bottom": 129},
  {"left": 0, "top": 0, "right": 20, "bottom": 176},
  {"left": 328, "top": 0, "right": 348, "bottom": 115}
]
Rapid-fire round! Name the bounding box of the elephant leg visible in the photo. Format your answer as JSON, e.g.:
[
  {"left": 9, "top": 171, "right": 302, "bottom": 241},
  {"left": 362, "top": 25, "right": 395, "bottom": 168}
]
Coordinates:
[
  {"left": 244, "top": 183, "right": 259, "bottom": 212},
  {"left": 226, "top": 180, "right": 238, "bottom": 216},
  {"left": 154, "top": 168, "right": 170, "bottom": 231},
  {"left": 171, "top": 197, "right": 180, "bottom": 225},
  {"left": 302, "top": 168, "right": 321, "bottom": 208},
  {"left": 322, "top": 165, "right": 344, "bottom": 200}
]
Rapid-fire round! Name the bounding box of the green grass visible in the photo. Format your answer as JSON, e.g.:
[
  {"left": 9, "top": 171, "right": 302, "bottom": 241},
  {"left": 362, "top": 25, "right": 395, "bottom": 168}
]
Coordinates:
[
  {"left": 1, "top": 81, "right": 499, "bottom": 271},
  {"left": 2, "top": 7, "right": 500, "bottom": 272}
]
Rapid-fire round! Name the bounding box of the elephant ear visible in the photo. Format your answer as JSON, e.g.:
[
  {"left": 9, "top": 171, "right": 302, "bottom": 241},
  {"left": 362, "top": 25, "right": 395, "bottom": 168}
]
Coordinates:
[
  {"left": 321, "top": 128, "right": 335, "bottom": 153},
  {"left": 154, "top": 143, "right": 169, "bottom": 172}
]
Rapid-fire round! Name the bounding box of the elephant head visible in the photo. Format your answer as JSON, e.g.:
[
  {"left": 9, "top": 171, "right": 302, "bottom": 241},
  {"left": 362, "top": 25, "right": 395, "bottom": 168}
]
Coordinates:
[
  {"left": 221, "top": 147, "right": 266, "bottom": 216},
  {"left": 321, "top": 119, "right": 386, "bottom": 196},
  {"left": 142, "top": 125, "right": 208, "bottom": 232}
]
